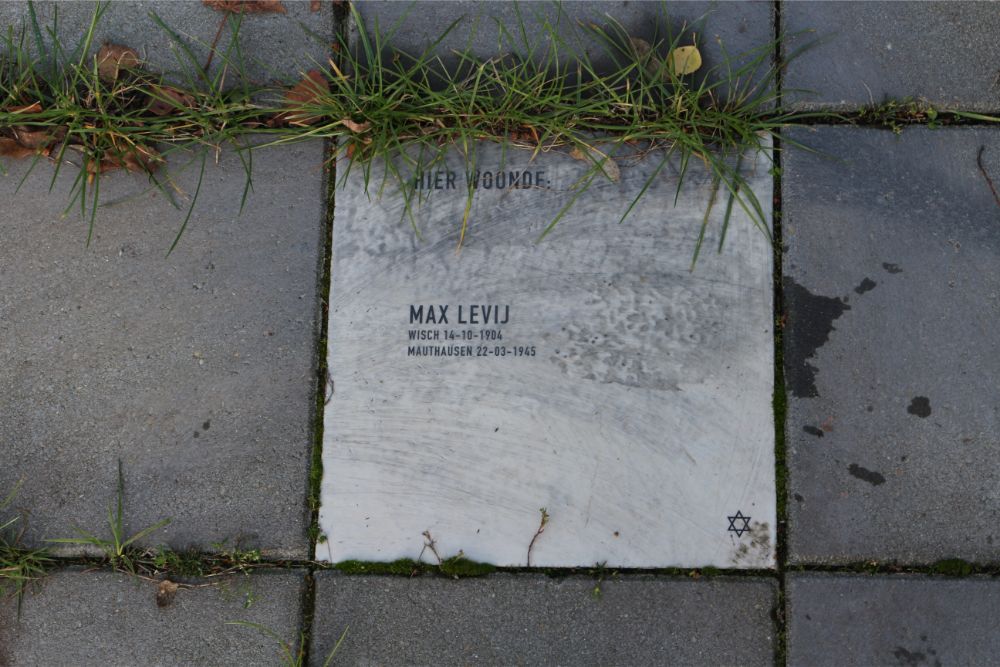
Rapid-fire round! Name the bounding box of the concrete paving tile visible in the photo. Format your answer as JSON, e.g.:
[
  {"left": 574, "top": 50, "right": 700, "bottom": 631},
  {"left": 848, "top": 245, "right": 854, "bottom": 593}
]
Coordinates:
[
  {"left": 310, "top": 572, "right": 777, "bottom": 666},
  {"left": 786, "top": 572, "right": 1000, "bottom": 667},
  {"left": 0, "top": 140, "right": 326, "bottom": 557},
  {"left": 784, "top": 1, "right": 1000, "bottom": 112},
  {"left": 0, "top": 567, "right": 306, "bottom": 667},
  {"left": 0, "top": 0, "right": 333, "bottom": 85},
  {"left": 782, "top": 126, "right": 1000, "bottom": 564}
]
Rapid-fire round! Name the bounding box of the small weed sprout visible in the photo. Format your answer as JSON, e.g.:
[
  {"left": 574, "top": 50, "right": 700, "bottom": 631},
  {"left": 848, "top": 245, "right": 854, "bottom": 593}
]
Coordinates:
[
  {"left": 211, "top": 538, "right": 263, "bottom": 575},
  {"left": 526, "top": 507, "right": 549, "bottom": 567},
  {"left": 47, "top": 460, "right": 170, "bottom": 574},
  {"left": 589, "top": 561, "right": 614, "bottom": 600},
  {"left": 150, "top": 547, "right": 206, "bottom": 578},
  {"left": 226, "top": 621, "right": 348, "bottom": 667}
]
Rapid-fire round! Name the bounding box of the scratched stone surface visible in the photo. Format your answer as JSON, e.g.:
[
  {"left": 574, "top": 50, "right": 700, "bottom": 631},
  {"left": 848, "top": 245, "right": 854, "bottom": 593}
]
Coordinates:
[
  {"left": 0, "top": 140, "right": 325, "bottom": 557},
  {"left": 783, "top": 1, "right": 1000, "bottom": 112},
  {"left": 0, "top": 568, "right": 306, "bottom": 666},
  {"left": 0, "top": 0, "right": 332, "bottom": 86},
  {"left": 320, "top": 141, "right": 774, "bottom": 568},
  {"left": 311, "top": 573, "right": 778, "bottom": 666},
  {"left": 782, "top": 126, "right": 1000, "bottom": 564},
  {"left": 786, "top": 573, "right": 1000, "bottom": 667},
  {"left": 350, "top": 0, "right": 774, "bottom": 101}
]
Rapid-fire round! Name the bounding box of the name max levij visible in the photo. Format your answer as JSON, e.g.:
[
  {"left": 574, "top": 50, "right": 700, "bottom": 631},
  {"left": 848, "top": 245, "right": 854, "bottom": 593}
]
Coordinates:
[{"left": 409, "top": 304, "right": 510, "bottom": 325}]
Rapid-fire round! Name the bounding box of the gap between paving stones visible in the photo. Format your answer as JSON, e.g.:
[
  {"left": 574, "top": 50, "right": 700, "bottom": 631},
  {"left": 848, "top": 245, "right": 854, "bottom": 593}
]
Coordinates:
[
  {"left": 771, "top": 4, "right": 789, "bottom": 666},
  {"left": 298, "top": 4, "right": 350, "bottom": 662}
]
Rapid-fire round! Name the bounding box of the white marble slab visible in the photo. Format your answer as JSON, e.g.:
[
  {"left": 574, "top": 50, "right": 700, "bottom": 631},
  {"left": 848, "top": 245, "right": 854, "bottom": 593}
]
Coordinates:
[{"left": 320, "top": 142, "right": 775, "bottom": 568}]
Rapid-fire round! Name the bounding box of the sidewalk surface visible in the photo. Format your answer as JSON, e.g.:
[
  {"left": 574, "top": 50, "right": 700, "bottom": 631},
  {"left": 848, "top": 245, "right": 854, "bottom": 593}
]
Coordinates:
[{"left": 2, "top": 2, "right": 999, "bottom": 666}]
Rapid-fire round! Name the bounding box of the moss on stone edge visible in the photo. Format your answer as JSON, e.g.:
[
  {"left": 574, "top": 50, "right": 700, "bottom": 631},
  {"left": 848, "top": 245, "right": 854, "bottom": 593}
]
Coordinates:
[{"left": 333, "top": 556, "right": 497, "bottom": 578}]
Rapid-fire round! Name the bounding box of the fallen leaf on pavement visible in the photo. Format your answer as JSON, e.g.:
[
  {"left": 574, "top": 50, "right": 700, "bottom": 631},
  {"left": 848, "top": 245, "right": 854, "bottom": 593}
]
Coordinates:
[
  {"left": 147, "top": 85, "right": 197, "bottom": 116},
  {"left": 668, "top": 44, "right": 702, "bottom": 75},
  {"left": 9, "top": 101, "right": 42, "bottom": 114},
  {"left": 310, "top": 0, "right": 321, "bottom": 11},
  {"left": 11, "top": 125, "right": 63, "bottom": 150},
  {"left": 87, "top": 144, "right": 163, "bottom": 176},
  {"left": 341, "top": 118, "right": 370, "bottom": 133},
  {"left": 271, "top": 69, "right": 328, "bottom": 126},
  {"left": 96, "top": 43, "right": 140, "bottom": 82},
  {"left": 0, "top": 137, "right": 38, "bottom": 159},
  {"left": 122, "top": 144, "right": 163, "bottom": 173}
]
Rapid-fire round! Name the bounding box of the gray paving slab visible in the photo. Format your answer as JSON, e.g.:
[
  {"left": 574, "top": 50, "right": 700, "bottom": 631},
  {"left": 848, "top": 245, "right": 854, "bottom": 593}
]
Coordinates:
[
  {"left": 0, "top": 567, "right": 306, "bottom": 666},
  {"left": 782, "top": 126, "right": 1000, "bottom": 564},
  {"left": 0, "top": 139, "right": 326, "bottom": 557},
  {"left": 0, "top": 0, "right": 333, "bottom": 86},
  {"left": 310, "top": 572, "right": 777, "bottom": 666},
  {"left": 350, "top": 0, "right": 774, "bottom": 100},
  {"left": 786, "top": 572, "right": 1000, "bottom": 667},
  {"left": 783, "top": 1, "right": 1000, "bottom": 112}
]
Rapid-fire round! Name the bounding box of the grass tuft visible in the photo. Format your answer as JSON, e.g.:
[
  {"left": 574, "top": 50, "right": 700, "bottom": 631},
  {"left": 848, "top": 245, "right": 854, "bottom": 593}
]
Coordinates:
[
  {"left": 0, "top": 483, "right": 53, "bottom": 612},
  {"left": 2, "top": 2, "right": 831, "bottom": 258},
  {"left": 0, "top": 1, "right": 269, "bottom": 248},
  {"left": 227, "top": 620, "right": 347, "bottom": 667},
  {"left": 292, "top": 3, "right": 807, "bottom": 253}
]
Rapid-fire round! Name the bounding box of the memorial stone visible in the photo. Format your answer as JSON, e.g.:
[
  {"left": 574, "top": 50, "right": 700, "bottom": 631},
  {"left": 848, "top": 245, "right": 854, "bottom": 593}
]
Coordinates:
[{"left": 320, "top": 142, "right": 776, "bottom": 568}]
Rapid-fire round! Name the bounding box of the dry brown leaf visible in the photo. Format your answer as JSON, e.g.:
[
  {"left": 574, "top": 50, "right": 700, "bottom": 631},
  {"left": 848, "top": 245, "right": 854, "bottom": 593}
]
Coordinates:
[
  {"left": 629, "top": 37, "right": 666, "bottom": 79},
  {"left": 147, "top": 85, "right": 197, "bottom": 116},
  {"left": 629, "top": 37, "right": 653, "bottom": 61},
  {"left": 156, "top": 579, "right": 179, "bottom": 607},
  {"left": 310, "top": 0, "right": 321, "bottom": 11},
  {"left": 12, "top": 125, "right": 63, "bottom": 150},
  {"left": 341, "top": 118, "right": 370, "bottom": 133},
  {"left": 271, "top": 69, "right": 328, "bottom": 126},
  {"left": 0, "top": 137, "right": 38, "bottom": 159},
  {"left": 123, "top": 144, "right": 163, "bottom": 173},
  {"left": 203, "top": 0, "right": 287, "bottom": 14},
  {"left": 9, "top": 101, "right": 42, "bottom": 114},
  {"left": 96, "top": 43, "right": 140, "bottom": 82},
  {"left": 87, "top": 144, "right": 163, "bottom": 176},
  {"left": 569, "top": 144, "right": 620, "bottom": 182}
]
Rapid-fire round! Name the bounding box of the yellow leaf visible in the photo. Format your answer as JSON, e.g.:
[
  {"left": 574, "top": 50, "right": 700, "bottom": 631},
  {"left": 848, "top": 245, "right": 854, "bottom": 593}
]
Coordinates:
[{"left": 668, "top": 45, "right": 702, "bottom": 75}]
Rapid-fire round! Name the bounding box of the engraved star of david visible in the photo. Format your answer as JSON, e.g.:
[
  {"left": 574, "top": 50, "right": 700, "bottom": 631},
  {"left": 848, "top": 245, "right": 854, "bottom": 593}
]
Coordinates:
[{"left": 727, "top": 510, "right": 751, "bottom": 537}]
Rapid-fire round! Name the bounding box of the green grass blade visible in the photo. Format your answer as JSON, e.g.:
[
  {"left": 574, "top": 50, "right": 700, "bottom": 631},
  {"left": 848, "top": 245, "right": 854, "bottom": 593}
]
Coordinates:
[{"left": 167, "top": 150, "right": 207, "bottom": 255}]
